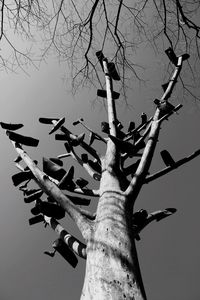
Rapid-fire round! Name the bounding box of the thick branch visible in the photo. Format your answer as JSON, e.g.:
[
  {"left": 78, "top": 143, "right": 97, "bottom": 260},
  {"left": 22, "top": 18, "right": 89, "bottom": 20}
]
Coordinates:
[
  {"left": 98, "top": 58, "right": 123, "bottom": 194},
  {"left": 102, "top": 58, "right": 119, "bottom": 171},
  {"left": 126, "top": 55, "right": 184, "bottom": 196},
  {"left": 11, "top": 141, "right": 92, "bottom": 240},
  {"left": 103, "top": 59, "right": 117, "bottom": 137}
]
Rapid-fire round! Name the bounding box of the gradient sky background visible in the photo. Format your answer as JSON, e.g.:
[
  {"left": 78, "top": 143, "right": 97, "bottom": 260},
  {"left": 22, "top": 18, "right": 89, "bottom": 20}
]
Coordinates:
[{"left": 0, "top": 38, "right": 200, "bottom": 300}]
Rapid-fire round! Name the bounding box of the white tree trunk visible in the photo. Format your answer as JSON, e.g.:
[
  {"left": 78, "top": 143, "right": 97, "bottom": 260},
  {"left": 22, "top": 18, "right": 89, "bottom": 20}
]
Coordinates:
[{"left": 80, "top": 174, "right": 146, "bottom": 300}]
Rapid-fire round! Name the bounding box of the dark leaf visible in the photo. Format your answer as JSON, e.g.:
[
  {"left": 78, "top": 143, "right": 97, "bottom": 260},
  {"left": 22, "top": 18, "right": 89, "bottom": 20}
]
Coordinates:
[
  {"left": 12, "top": 171, "right": 33, "bottom": 186},
  {"left": 14, "top": 156, "right": 22, "bottom": 163},
  {"left": 133, "top": 209, "right": 148, "bottom": 226},
  {"left": 40, "top": 202, "right": 65, "bottom": 219},
  {"left": 165, "top": 47, "right": 178, "bottom": 65},
  {"left": 97, "top": 89, "right": 120, "bottom": 100},
  {"left": 160, "top": 150, "right": 176, "bottom": 167},
  {"left": 154, "top": 99, "right": 160, "bottom": 105},
  {"left": 43, "top": 157, "right": 66, "bottom": 181},
  {"left": 31, "top": 201, "right": 65, "bottom": 219},
  {"left": 30, "top": 205, "right": 41, "bottom": 216},
  {"left": 141, "top": 113, "right": 147, "bottom": 124},
  {"left": 19, "top": 186, "right": 28, "bottom": 193},
  {"left": 182, "top": 53, "right": 190, "bottom": 61},
  {"left": 114, "top": 120, "right": 123, "bottom": 130},
  {"left": 76, "top": 177, "right": 89, "bottom": 188},
  {"left": 58, "top": 166, "right": 75, "bottom": 190},
  {"left": 81, "top": 154, "right": 88, "bottom": 163},
  {"left": 73, "top": 120, "right": 80, "bottom": 126},
  {"left": 29, "top": 215, "right": 44, "bottom": 225},
  {"left": 24, "top": 190, "right": 43, "bottom": 203},
  {"left": 73, "top": 118, "right": 84, "bottom": 126},
  {"left": 6, "top": 131, "right": 39, "bottom": 147},
  {"left": 49, "top": 117, "right": 65, "bottom": 134},
  {"left": 49, "top": 158, "right": 63, "bottom": 166},
  {"left": 64, "top": 142, "right": 71, "bottom": 153},
  {"left": 162, "top": 82, "right": 169, "bottom": 92},
  {"left": 53, "top": 239, "right": 78, "bottom": 268},
  {"left": 96, "top": 50, "right": 105, "bottom": 69},
  {"left": 0, "top": 122, "right": 24, "bottom": 131},
  {"left": 70, "top": 133, "right": 85, "bottom": 147},
  {"left": 128, "top": 121, "right": 135, "bottom": 132},
  {"left": 44, "top": 250, "right": 55, "bottom": 257},
  {"left": 107, "top": 62, "right": 120, "bottom": 81},
  {"left": 101, "top": 121, "right": 109, "bottom": 134},
  {"left": 39, "top": 117, "right": 59, "bottom": 124},
  {"left": 58, "top": 166, "right": 74, "bottom": 186},
  {"left": 154, "top": 100, "right": 175, "bottom": 115},
  {"left": 88, "top": 132, "right": 95, "bottom": 146},
  {"left": 55, "top": 134, "right": 68, "bottom": 141},
  {"left": 88, "top": 159, "right": 101, "bottom": 173}
]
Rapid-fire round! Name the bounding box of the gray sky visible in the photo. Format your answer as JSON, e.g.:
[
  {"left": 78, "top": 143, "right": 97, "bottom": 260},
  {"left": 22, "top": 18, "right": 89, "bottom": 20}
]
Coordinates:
[{"left": 0, "top": 49, "right": 200, "bottom": 300}]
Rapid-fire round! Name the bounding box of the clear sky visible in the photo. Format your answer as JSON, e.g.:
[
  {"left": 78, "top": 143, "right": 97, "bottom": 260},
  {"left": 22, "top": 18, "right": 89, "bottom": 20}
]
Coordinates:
[{"left": 0, "top": 48, "right": 200, "bottom": 300}]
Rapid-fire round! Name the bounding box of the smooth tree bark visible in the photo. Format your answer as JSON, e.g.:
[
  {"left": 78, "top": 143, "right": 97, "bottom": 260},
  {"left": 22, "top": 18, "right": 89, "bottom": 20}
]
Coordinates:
[
  {"left": 1, "top": 50, "right": 200, "bottom": 300},
  {"left": 81, "top": 60, "right": 146, "bottom": 300}
]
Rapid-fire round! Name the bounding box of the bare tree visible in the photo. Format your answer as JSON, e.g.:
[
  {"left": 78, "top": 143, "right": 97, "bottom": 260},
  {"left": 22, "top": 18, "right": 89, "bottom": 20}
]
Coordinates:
[
  {"left": 1, "top": 1, "right": 200, "bottom": 299},
  {"left": 0, "top": 1, "right": 199, "bottom": 97},
  {"left": 1, "top": 48, "right": 200, "bottom": 299}
]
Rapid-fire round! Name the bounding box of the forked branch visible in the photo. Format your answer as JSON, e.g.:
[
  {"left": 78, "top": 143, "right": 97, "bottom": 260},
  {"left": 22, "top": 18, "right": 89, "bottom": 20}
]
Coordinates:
[{"left": 126, "top": 52, "right": 187, "bottom": 197}]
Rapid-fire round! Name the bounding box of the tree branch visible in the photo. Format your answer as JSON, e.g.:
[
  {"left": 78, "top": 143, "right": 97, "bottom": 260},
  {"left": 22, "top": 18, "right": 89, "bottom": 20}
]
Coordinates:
[
  {"left": 133, "top": 208, "right": 177, "bottom": 240},
  {"left": 58, "top": 142, "right": 101, "bottom": 181},
  {"left": 73, "top": 117, "right": 106, "bottom": 144},
  {"left": 99, "top": 58, "right": 122, "bottom": 192},
  {"left": 10, "top": 141, "right": 92, "bottom": 240},
  {"left": 103, "top": 59, "right": 117, "bottom": 137},
  {"left": 125, "top": 54, "right": 185, "bottom": 197},
  {"left": 44, "top": 217, "right": 87, "bottom": 259},
  {"left": 145, "top": 149, "right": 200, "bottom": 184},
  {"left": 41, "top": 169, "right": 99, "bottom": 197},
  {"left": 52, "top": 120, "right": 101, "bottom": 163}
]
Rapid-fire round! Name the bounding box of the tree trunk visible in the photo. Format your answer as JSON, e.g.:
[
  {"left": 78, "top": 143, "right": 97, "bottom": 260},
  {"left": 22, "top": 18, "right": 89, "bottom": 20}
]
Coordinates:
[{"left": 80, "top": 170, "right": 146, "bottom": 300}]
